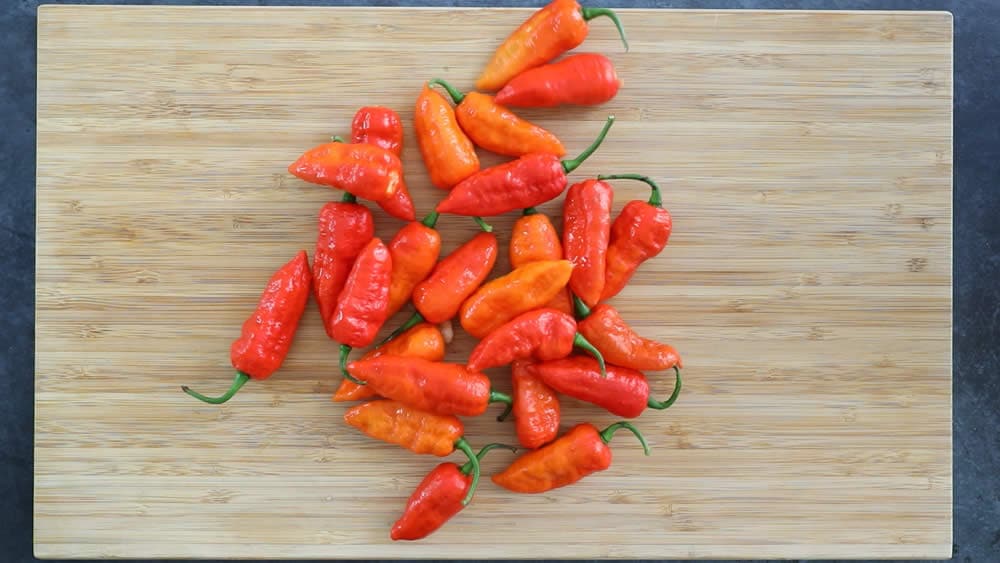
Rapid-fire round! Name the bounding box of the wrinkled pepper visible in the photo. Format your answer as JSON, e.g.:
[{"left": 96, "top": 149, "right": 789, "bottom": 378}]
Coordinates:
[
  {"left": 563, "top": 178, "right": 613, "bottom": 307},
  {"left": 492, "top": 421, "right": 649, "bottom": 493},
  {"left": 182, "top": 251, "right": 311, "bottom": 404},
  {"left": 509, "top": 208, "right": 573, "bottom": 315},
  {"left": 459, "top": 259, "right": 573, "bottom": 339},
  {"left": 351, "top": 106, "right": 416, "bottom": 221},
  {"left": 385, "top": 213, "right": 443, "bottom": 320},
  {"left": 415, "top": 83, "right": 480, "bottom": 190},
  {"left": 575, "top": 296, "right": 683, "bottom": 371},
  {"left": 288, "top": 140, "right": 403, "bottom": 202},
  {"left": 346, "top": 355, "right": 511, "bottom": 417},
  {"left": 429, "top": 78, "right": 565, "bottom": 157},
  {"left": 597, "top": 174, "right": 673, "bottom": 301},
  {"left": 330, "top": 238, "right": 393, "bottom": 348},
  {"left": 390, "top": 443, "right": 517, "bottom": 541},
  {"left": 528, "top": 355, "right": 680, "bottom": 418},
  {"left": 476, "top": 0, "right": 628, "bottom": 91},
  {"left": 466, "top": 308, "right": 604, "bottom": 373},
  {"left": 312, "top": 196, "right": 374, "bottom": 339},
  {"left": 333, "top": 322, "right": 446, "bottom": 402},
  {"left": 436, "top": 115, "right": 615, "bottom": 217},
  {"left": 505, "top": 360, "right": 561, "bottom": 450},
  {"left": 494, "top": 53, "right": 621, "bottom": 108},
  {"left": 411, "top": 231, "right": 499, "bottom": 324}
]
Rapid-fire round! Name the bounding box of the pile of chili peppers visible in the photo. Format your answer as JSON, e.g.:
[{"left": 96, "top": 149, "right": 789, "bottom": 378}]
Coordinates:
[{"left": 181, "top": 0, "right": 683, "bottom": 541}]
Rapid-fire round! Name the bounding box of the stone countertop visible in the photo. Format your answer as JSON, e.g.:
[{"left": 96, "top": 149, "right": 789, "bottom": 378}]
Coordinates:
[{"left": 3, "top": 1, "right": 996, "bottom": 562}]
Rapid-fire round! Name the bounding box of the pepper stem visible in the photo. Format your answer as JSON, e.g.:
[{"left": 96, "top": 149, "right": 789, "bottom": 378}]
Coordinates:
[
  {"left": 421, "top": 211, "right": 440, "bottom": 228},
  {"left": 573, "top": 333, "right": 607, "bottom": 377},
  {"left": 646, "top": 366, "right": 682, "bottom": 411},
  {"left": 429, "top": 78, "right": 466, "bottom": 105},
  {"left": 598, "top": 174, "right": 662, "bottom": 208},
  {"left": 378, "top": 312, "right": 424, "bottom": 346},
  {"left": 580, "top": 7, "right": 629, "bottom": 51},
  {"left": 181, "top": 371, "right": 251, "bottom": 405},
  {"left": 522, "top": 207, "right": 538, "bottom": 216},
  {"left": 341, "top": 192, "right": 357, "bottom": 203},
  {"left": 562, "top": 115, "right": 615, "bottom": 174},
  {"left": 339, "top": 344, "right": 366, "bottom": 385},
  {"left": 460, "top": 443, "right": 518, "bottom": 475},
  {"left": 496, "top": 401, "right": 514, "bottom": 422},
  {"left": 473, "top": 216, "right": 494, "bottom": 232},
  {"left": 599, "top": 421, "right": 651, "bottom": 455},
  {"left": 453, "top": 438, "right": 480, "bottom": 505},
  {"left": 331, "top": 135, "right": 347, "bottom": 143},
  {"left": 572, "top": 294, "right": 592, "bottom": 319},
  {"left": 489, "top": 390, "right": 513, "bottom": 409}
]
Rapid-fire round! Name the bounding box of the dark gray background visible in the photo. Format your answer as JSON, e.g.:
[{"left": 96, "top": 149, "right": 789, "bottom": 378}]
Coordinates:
[{"left": 3, "top": 0, "right": 996, "bottom": 562}]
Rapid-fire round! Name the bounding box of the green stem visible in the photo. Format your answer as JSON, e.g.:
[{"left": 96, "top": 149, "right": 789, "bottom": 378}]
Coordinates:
[
  {"left": 460, "top": 443, "right": 518, "bottom": 475},
  {"left": 599, "top": 421, "right": 651, "bottom": 455},
  {"left": 496, "top": 400, "right": 514, "bottom": 422},
  {"left": 453, "top": 438, "right": 480, "bottom": 505},
  {"left": 378, "top": 312, "right": 424, "bottom": 346},
  {"left": 489, "top": 390, "right": 513, "bottom": 409},
  {"left": 580, "top": 7, "right": 629, "bottom": 51},
  {"left": 522, "top": 207, "right": 538, "bottom": 216},
  {"left": 473, "top": 216, "right": 494, "bottom": 232},
  {"left": 598, "top": 174, "right": 662, "bottom": 208},
  {"left": 182, "top": 371, "right": 251, "bottom": 405},
  {"left": 331, "top": 135, "right": 347, "bottom": 143},
  {"left": 339, "top": 344, "right": 366, "bottom": 385},
  {"left": 429, "top": 78, "right": 466, "bottom": 105},
  {"left": 646, "top": 366, "right": 682, "bottom": 411},
  {"left": 341, "top": 192, "right": 357, "bottom": 203},
  {"left": 573, "top": 333, "right": 607, "bottom": 377},
  {"left": 572, "top": 294, "right": 592, "bottom": 320},
  {"left": 562, "top": 115, "right": 615, "bottom": 174},
  {"left": 421, "top": 211, "right": 440, "bottom": 228}
]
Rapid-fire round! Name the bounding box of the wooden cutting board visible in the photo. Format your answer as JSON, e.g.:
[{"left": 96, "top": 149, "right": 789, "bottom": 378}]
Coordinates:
[{"left": 35, "top": 5, "right": 953, "bottom": 559}]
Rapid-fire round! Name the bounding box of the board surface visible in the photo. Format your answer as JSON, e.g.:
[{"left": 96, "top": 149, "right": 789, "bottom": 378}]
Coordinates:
[{"left": 35, "top": 6, "right": 953, "bottom": 559}]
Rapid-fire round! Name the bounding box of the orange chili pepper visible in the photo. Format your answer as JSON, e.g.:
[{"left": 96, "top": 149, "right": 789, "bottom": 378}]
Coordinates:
[
  {"left": 351, "top": 106, "right": 416, "bottom": 221},
  {"left": 385, "top": 213, "right": 443, "bottom": 320},
  {"left": 459, "top": 260, "right": 573, "bottom": 339},
  {"left": 411, "top": 231, "right": 499, "bottom": 324},
  {"left": 414, "top": 83, "right": 480, "bottom": 190},
  {"left": 476, "top": 0, "right": 628, "bottom": 92},
  {"left": 333, "top": 322, "right": 446, "bottom": 402},
  {"left": 574, "top": 297, "right": 683, "bottom": 371},
  {"left": 492, "top": 421, "right": 649, "bottom": 494},
  {"left": 563, "top": 178, "right": 613, "bottom": 307},
  {"left": 509, "top": 208, "right": 573, "bottom": 315},
  {"left": 494, "top": 53, "right": 621, "bottom": 108},
  {"left": 506, "top": 360, "right": 561, "bottom": 450},
  {"left": 288, "top": 140, "right": 403, "bottom": 202},
  {"left": 429, "top": 79, "right": 565, "bottom": 157},
  {"left": 466, "top": 308, "right": 603, "bottom": 373}
]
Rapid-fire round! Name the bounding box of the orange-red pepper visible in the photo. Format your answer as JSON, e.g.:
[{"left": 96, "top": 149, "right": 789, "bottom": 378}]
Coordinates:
[
  {"left": 182, "top": 251, "right": 311, "bottom": 404},
  {"left": 288, "top": 140, "right": 403, "bottom": 202},
  {"left": 415, "top": 84, "right": 480, "bottom": 190},
  {"left": 476, "top": 0, "right": 628, "bottom": 92},
  {"left": 429, "top": 78, "right": 565, "bottom": 157},
  {"left": 492, "top": 421, "right": 648, "bottom": 493},
  {"left": 574, "top": 297, "right": 683, "bottom": 371},
  {"left": 312, "top": 196, "right": 374, "bottom": 339},
  {"left": 385, "top": 213, "right": 443, "bottom": 320},
  {"left": 466, "top": 308, "right": 603, "bottom": 373},
  {"left": 510, "top": 208, "right": 573, "bottom": 315},
  {"left": 411, "top": 231, "right": 498, "bottom": 324},
  {"left": 459, "top": 259, "right": 573, "bottom": 339},
  {"left": 351, "top": 106, "right": 416, "bottom": 221},
  {"left": 333, "top": 322, "right": 446, "bottom": 402},
  {"left": 563, "top": 178, "right": 613, "bottom": 307},
  {"left": 508, "top": 360, "right": 561, "bottom": 450},
  {"left": 494, "top": 53, "right": 621, "bottom": 108}
]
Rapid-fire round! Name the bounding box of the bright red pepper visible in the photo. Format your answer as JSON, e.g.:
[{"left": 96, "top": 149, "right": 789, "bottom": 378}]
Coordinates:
[
  {"left": 494, "top": 53, "right": 621, "bottom": 108},
  {"left": 312, "top": 197, "right": 374, "bottom": 339},
  {"left": 288, "top": 141, "right": 404, "bottom": 202},
  {"left": 466, "top": 308, "right": 603, "bottom": 373},
  {"left": 411, "top": 231, "right": 498, "bottom": 324},
  {"left": 351, "top": 106, "right": 416, "bottom": 221},
  {"left": 182, "top": 251, "right": 311, "bottom": 404},
  {"left": 575, "top": 297, "right": 682, "bottom": 372},
  {"left": 563, "top": 178, "right": 613, "bottom": 307},
  {"left": 509, "top": 360, "right": 561, "bottom": 450},
  {"left": 329, "top": 238, "right": 393, "bottom": 349},
  {"left": 333, "top": 322, "right": 446, "bottom": 403}
]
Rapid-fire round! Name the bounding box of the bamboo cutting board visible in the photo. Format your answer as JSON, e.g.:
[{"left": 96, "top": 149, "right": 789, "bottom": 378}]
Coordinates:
[{"left": 35, "top": 6, "right": 953, "bottom": 559}]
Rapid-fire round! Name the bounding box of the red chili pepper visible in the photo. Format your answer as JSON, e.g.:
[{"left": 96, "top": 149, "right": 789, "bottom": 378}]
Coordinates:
[
  {"left": 563, "top": 178, "right": 613, "bottom": 307},
  {"left": 505, "top": 360, "right": 561, "bottom": 450},
  {"left": 390, "top": 443, "right": 516, "bottom": 541},
  {"left": 351, "top": 106, "right": 416, "bottom": 221},
  {"left": 510, "top": 208, "right": 573, "bottom": 315},
  {"left": 436, "top": 116, "right": 615, "bottom": 217},
  {"left": 411, "top": 231, "right": 498, "bottom": 324},
  {"left": 288, "top": 140, "right": 404, "bottom": 203},
  {"left": 494, "top": 53, "right": 621, "bottom": 108},
  {"left": 346, "top": 355, "right": 511, "bottom": 417},
  {"left": 466, "top": 308, "right": 604, "bottom": 373},
  {"left": 476, "top": 0, "right": 628, "bottom": 92},
  {"left": 385, "top": 213, "right": 443, "bottom": 320},
  {"left": 528, "top": 355, "right": 680, "bottom": 418},
  {"left": 492, "top": 421, "right": 649, "bottom": 494},
  {"left": 575, "top": 297, "right": 683, "bottom": 372},
  {"left": 312, "top": 196, "right": 374, "bottom": 339},
  {"left": 329, "top": 238, "right": 393, "bottom": 349},
  {"left": 182, "top": 251, "right": 311, "bottom": 404},
  {"left": 595, "top": 174, "right": 673, "bottom": 301},
  {"left": 333, "top": 322, "right": 446, "bottom": 403}
]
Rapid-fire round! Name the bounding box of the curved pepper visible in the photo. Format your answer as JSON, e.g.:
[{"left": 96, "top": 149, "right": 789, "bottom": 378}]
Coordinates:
[
  {"left": 509, "top": 208, "right": 573, "bottom": 314},
  {"left": 492, "top": 421, "right": 648, "bottom": 493},
  {"left": 330, "top": 238, "right": 393, "bottom": 349},
  {"left": 312, "top": 196, "right": 374, "bottom": 339},
  {"left": 436, "top": 116, "right": 615, "bottom": 217},
  {"left": 385, "top": 212, "right": 443, "bottom": 320},
  {"left": 346, "top": 355, "right": 511, "bottom": 417},
  {"left": 390, "top": 443, "right": 517, "bottom": 540},
  {"left": 597, "top": 174, "right": 673, "bottom": 301},
  {"left": 182, "top": 251, "right": 311, "bottom": 404},
  {"left": 351, "top": 106, "right": 415, "bottom": 221},
  {"left": 575, "top": 296, "right": 682, "bottom": 371},
  {"left": 415, "top": 83, "right": 480, "bottom": 190},
  {"left": 429, "top": 78, "right": 565, "bottom": 157},
  {"left": 288, "top": 141, "right": 403, "bottom": 202},
  {"left": 467, "top": 307, "right": 604, "bottom": 372},
  {"left": 563, "top": 178, "right": 613, "bottom": 307},
  {"left": 507, "top": 360, "right": 561, "bottom": 450},
  {"left": 528, "top": 355, "right": 680, "bottom": 418},
  {"left": 476, "top": 0, "right": 628, "bottom": 91},
  {"left": 494, "top": 53, "right": 621, "bottom": 108},
  {"left": 333, "top": 322, "right": 445, "bottom": 402},
  {"left": 411, "top": 231, "right": 499, "bottom": 324},
  {"left": 459, "top": 259, "right": 573, "bottom": 339}
]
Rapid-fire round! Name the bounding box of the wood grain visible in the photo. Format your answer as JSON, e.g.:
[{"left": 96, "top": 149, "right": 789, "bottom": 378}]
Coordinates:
[{"left": 35, "top": 6, "right": 953, "bottom": 559}]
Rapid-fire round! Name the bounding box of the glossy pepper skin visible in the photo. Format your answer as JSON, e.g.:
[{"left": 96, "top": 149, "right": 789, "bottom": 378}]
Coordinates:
[
  {"left": 346, "top": 356, "right": 511, "bottom": 417},
  {"left": 333, "top": 322, "right": 446, "bottom": 402},
  {"left": 576, "top": 298, "right": 682, "bottom": 371},
  {"left": 415, "top": 84, "right": 480, "bottom": 190},
  {"left": 351, "top": 106, "right": 416, "bottom": 221},
  {"left": 563, "top": 178, "right": 613, "bottom": 307},
  {"left": 386, "top": 213, "right": 443, "bottom": 319},
  {"left": 437, "top": 116, "right": 615, "bottom": 217},
  {"left": 510, "top": 209, "right": 572, "bottom": 315},
  {"left": 181, "top": 251, "right": 311, "bottom": 404},
  {"left": 597, "top": 174, "right": 672, "bottom": 301},
  {"left": 529, "top": 355, "right": 681, "bottom": 418},
  {"left": 390, "top": 444, "right": 515, "bottom": 541},
  {"left": 313, "top": 199, "right": 374, "bottom": 339},
  {"left": 430, "top": 79, "right": 565, "bottom": 157},
  {"left": 412, "top": 232, "right": 498, "bottom": 324},
  {"left": 459, "top": 259, "right": 573, "bottom": 339},
  {"left": 492, "top": 421, "right": 649, "bottom": 493},
  {"left": 329, "top": 238, "right": 392, "bottom": 349},
  {"left": 288, "top": 141, "right": 403, "bottom": 202},
  {"left": 466, "top": 308, "right": 603, "bottom": 372},
  {"left": 495, "top": 53, "right": 621, "bottom": 108},
  {"left": 510, "top": 360, "right": 560, "bottom": 449},
  {"left": 476, "top": 0, "right": 628, "bottom": 92},
  {"left": 344, "top": 399, "right": 464, "bottom": 456}
]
